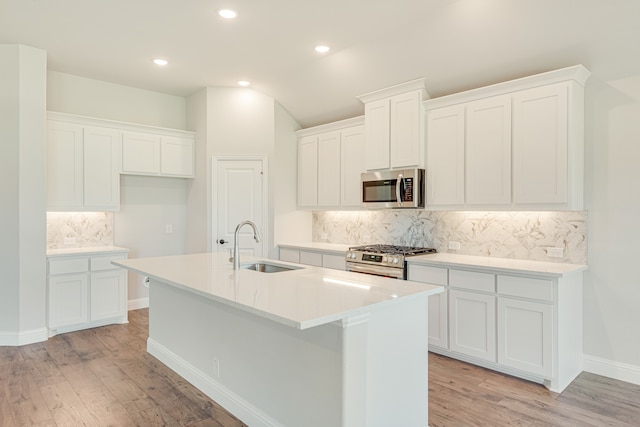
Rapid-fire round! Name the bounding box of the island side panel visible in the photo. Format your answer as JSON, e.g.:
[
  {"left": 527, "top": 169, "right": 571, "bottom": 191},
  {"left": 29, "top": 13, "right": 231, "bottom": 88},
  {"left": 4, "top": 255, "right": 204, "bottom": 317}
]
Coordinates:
[
  {"left": 365, "top": 294, "right": 429, "bottom": 427},
  {"left": 148, "top": 279, "right": 344, "bottom": 427}
]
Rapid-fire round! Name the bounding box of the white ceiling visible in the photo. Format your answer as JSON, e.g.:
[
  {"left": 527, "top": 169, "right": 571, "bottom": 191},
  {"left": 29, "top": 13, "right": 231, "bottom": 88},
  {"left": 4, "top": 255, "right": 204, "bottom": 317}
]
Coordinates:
[{"left": 1, "top": 0, "right": 639, "bottom": 128}]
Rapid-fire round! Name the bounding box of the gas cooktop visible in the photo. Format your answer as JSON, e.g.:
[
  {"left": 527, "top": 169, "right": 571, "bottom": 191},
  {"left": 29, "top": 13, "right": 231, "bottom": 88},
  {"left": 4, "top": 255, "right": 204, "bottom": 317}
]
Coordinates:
[{"left": 348, "top": 244, "right": 437, "bottom": 256}]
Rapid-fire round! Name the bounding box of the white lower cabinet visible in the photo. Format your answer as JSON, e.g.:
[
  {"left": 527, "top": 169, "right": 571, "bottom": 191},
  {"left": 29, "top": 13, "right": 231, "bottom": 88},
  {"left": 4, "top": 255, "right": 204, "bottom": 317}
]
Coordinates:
[
  {"left": 497, "top": 297, "right": 553, "bottom": 377},
  {"left": 47, "top": 250, "right": 128, "bottom": 336},
  {"left": 407, "top": 264, "right": 448, "bottom": 348},
  {"left": 279, "top": 247, "right": 346, "bottom": 270},
  {"left": 407, "top": 260, "right": 584, "bottom": 393},
  {"left": 449, "top": 289, "right": 496, "bottom": 362},
  {"left": 49, "top": 273, "right": 89, "bottom": 329}
]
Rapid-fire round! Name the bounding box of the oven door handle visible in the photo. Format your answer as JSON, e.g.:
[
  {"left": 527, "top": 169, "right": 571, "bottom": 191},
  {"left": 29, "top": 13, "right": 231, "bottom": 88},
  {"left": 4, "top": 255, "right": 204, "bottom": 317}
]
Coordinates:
[
  {"left": 396, "top": 173, "right": 404, "bottom": 206},
  {"left": 345, "top": 262, "right": 404, "bottom": 279}
]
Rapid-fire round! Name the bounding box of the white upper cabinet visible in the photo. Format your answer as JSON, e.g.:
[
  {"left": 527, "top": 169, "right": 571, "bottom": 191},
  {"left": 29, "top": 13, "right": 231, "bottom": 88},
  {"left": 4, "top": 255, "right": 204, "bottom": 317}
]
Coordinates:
[
  {"left": 122, "top": 131, "right": 195, "bottom": 178},
  {"left": 296, "top": 117, "right": 365, "bottom": 210},
  {"left": 47, "top": 120, "right": 120, "bottom": 211},
  {"left": 340, "top": 125, "right": 366, "bottom": 207},
  {"left": 465, "top": 95, "right": 512, "bottom": 205},
  {"left": 512, "top": 82, "right": 570, "bottom": 205},
  {"left": 297, "top": 135, "right": 319, "bottom": 207},
  {"left": 424, "top": 65, "right": 589, "bottom": 210},
  {"left": 426, "top": 104, "right": 465, "bottom": 206},
  {"left": 358, "top": 79, "right": 428, "bottom": 171},
  {"left": 317, "top": 131, "right": 341, "bottom": 206}
]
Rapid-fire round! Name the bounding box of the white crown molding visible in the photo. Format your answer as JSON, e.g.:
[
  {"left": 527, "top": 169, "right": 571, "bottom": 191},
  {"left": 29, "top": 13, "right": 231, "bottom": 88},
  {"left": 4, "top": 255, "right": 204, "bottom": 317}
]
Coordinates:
[
  {"left": 356, "top": 78, "right": 429, "bottom": 103},
  {"left": 296, "top": 115, "right": 364, "bottom": 137},
  {"left": 47, "top": 111, "right": 196, "bottom": 138},
  {"left": 423, "top": 64, "right": 590, "bottom": 110}
]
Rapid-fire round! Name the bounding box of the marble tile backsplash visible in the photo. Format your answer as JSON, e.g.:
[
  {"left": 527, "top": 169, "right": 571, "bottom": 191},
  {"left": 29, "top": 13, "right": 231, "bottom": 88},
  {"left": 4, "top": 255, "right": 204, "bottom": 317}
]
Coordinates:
[
  {"left": 47, "top": 212, "right": 114, "bottom": 249},
  {"left": 312, "top": 210, "right": 587, "bottom": 264}
]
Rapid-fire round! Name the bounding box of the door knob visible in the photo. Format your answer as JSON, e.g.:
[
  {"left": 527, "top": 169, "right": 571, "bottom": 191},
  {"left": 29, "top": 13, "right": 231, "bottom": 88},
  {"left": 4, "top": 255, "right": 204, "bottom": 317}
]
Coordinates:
[{"left": 218, "top": 239, "right": 227, "bottom": 244}]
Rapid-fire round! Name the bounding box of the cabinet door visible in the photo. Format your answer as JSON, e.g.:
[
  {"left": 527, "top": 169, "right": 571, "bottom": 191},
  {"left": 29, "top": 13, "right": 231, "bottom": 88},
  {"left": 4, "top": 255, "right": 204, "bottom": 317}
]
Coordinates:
[
  {"left": 299, "top": 251, "right": 323, "bottom": 266},
  {"left": 47, "top": 121, "right": 84, "bottom": 210},
  {"left": 297, "top": 135, "right": 318, "bottom": 207},
  {"left": 340, "top": 125, "right": 365, "bottom": 207},
  {"left": 279, "top": 248, "right": 300, "bottom": 263},
  {"left": 512, "top": 83, "right": 569, "bottom": 204},
  {"left": 83, "top": 126, "right": 120, "bottom": 210},
  {"left": 407, "top": 264, "right": 449, "bottom": 348},
  {"left": 466, "top": 95, "right": 512, "bottom": 205},
  {"left": 364, "top": 98, "right": 391, "bottom": 170},
  {"left": 160, "top": 136, "right": 194, "bottom": 177},
  {"left": 449, "top": 289, "right": 496, "bottom": 362},
  {"left": 317, "top": 131, "right": 341, "bottom": 206},
  {"left": 121, "top": 131, "right": 161, "bottom": 175},
  {"left": 322, "top": 253, "right": 346, "bottom": 270},
  {"left": 498, "top": 297, "right": 553, "bottom": 377},
  {"left": 90, "top": 270, "right": 126, "bottom": 321},
  {"left": 390, "top": 90, "right": 422, "bottom": 169},
  {"left": 49, "top": 273, "right": 88, "bottom": 328},
  {"left": 426, "top": 105, "right": 465, "bottom": 206}
]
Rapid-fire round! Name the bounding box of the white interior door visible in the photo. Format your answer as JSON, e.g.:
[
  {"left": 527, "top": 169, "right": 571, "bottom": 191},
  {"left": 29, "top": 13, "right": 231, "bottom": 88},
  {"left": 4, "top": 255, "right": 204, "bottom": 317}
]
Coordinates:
[{"left": 213, "top": 157, "right": 266, "bottom": 258}]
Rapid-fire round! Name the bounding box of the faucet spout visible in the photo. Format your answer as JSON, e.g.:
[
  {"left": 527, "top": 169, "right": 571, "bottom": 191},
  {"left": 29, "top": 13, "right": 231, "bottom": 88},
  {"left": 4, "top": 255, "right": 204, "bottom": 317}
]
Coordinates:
[{"left": 233, "top": 220, "right": 261, "bottom": 270}]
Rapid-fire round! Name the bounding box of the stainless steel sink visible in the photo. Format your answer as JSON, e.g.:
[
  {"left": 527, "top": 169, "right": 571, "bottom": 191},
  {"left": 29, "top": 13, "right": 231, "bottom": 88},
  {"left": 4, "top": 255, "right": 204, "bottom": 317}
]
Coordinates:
[{"left": 240, "top": 262, "right": 302, "bottom": 273}]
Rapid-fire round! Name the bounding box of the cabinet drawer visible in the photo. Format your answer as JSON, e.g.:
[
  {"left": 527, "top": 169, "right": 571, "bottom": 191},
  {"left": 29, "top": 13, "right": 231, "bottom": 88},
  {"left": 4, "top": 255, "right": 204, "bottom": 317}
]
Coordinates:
[
  {"left": 279, "top": 248, "right": 300, "bottom": 263},
  {"left": 322, "top": 254, "right": 346, "bottom": 270},
  {"left": 49, "top": 257, "right": 89, "bottom": 275},
  {"left": 300, "top": 251, "right": 323, "bottom": 267},
  {"left": 407, "top": 264, "right": 448, "bottom": 285},
  {"left": 498, "top": 275, "right": 554, "bottom": 302},
  {"left": 91, "top": 254, "right": 127, "bottom": 272},
  {"left": 449, "top": 269, "right": 495, "bottom": 293}
]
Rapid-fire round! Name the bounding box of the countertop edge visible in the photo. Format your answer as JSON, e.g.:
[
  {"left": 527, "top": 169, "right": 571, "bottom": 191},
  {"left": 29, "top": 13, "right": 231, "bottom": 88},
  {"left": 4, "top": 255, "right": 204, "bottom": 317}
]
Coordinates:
[
  {"left": 47, "top": 246, "right": 130, "bottom": 257},
  {"left": 407, "top": 254, "right": 587, "bottom": 278}
]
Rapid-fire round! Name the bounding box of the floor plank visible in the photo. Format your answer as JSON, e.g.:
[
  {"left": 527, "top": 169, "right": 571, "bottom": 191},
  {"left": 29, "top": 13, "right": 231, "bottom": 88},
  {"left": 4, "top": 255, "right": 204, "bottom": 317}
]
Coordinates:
[{"left": 1, "top": 310, "right": 639, "bottom": 426}]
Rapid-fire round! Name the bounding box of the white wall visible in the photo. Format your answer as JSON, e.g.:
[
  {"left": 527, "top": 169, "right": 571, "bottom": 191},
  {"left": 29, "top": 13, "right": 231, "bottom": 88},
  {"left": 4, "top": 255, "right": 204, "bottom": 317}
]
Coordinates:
[
  {"left": 185, "top": 87, "right": 306, "bottom": 258},
  {"left": 274, "top": 102, "right": 312, "bottom": 254},
  {"left": 0, "top": 44, "right": 47, "bottom": 344},
  {"left": 47, "top": 71, "right": 187, "bottom": 129},
  {"left": 46, "top": 71, "right": 190, "bottom": 305},
  {"left": 583, "top": 74, "right": 640, "bottom": 373}
]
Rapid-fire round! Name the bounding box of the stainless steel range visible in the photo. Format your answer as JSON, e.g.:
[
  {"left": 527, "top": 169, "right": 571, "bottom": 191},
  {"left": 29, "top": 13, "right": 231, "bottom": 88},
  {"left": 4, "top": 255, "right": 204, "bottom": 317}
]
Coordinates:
[{"left": 345, "top": 244, "right": 437, "bottom": 279}]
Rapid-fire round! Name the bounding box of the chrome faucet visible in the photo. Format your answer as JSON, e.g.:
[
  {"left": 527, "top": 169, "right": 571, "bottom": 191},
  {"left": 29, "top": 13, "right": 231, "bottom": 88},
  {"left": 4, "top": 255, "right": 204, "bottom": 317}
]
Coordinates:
[{"left": 232, "top": 220, "right": 261, "bottom": 270}]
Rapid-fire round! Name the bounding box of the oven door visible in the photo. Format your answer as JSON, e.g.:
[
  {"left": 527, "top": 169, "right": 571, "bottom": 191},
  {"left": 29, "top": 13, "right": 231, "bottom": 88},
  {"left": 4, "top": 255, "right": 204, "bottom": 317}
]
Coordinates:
[{"left": 345, "top": 261, "right": 405, "bottom": 279}]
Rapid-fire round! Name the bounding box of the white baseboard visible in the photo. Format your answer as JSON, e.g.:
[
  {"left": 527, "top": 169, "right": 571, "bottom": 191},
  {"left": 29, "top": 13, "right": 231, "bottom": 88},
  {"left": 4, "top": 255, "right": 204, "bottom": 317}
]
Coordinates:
[
  {"left": 0, "top": 327, "right": 48, "bottom": 346},
  {"left": 583, "top": 354, "right": 640, "bottom": 386},
  {"left": 147, "top": 338, "right": 282, "bottom": 427},
  {"left": 128, "top": 297, "right": 149, "bottom": 311}
]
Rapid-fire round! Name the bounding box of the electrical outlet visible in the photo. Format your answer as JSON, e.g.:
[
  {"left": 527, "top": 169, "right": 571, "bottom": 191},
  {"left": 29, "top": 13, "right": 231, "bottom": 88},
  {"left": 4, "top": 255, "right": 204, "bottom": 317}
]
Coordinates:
[
  {"left": 448, "top": 241, "right": 461, "bottom": 250},
  {"left": 63, "top": 236, "right": 76, "bottom": 246},
  {"left": 165, "top": 224, "right": 173, "bottom": 234},
  {"left": 320, "top": 233, "right": 328, "bottom": 240},
  {"left": 547, "top": 247, "right": 564, "bottom": 258}
]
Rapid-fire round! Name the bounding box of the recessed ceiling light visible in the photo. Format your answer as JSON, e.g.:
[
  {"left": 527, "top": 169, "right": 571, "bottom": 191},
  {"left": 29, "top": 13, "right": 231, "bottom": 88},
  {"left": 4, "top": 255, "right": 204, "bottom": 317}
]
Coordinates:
[
  {"left": 153, "top": 58, "right": 168, "bottom": 66},
  {"left": 314, "top": 45, "right": 330, "bottom": 53},
  {"left": 237, "top": 80, "right": 250, "bottom": 87},
  {"left": 218, "top": 9, "right": 238, "bottom": 19}
]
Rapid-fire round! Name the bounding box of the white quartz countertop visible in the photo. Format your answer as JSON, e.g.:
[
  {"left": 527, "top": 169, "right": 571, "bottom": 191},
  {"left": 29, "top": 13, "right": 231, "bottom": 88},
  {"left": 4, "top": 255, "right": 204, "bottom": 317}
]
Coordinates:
[
  {"left": 278, "top": 242, "right": 352, "bottom": 254},
  {"left": 113, "top": 252, "right": 443, "bottom": 330},
  {"left": 408, "top": 253, "right": 587, "bottom": 278},
  {"left": 47, "top": 246, "right": 130, "bottom": 257}
]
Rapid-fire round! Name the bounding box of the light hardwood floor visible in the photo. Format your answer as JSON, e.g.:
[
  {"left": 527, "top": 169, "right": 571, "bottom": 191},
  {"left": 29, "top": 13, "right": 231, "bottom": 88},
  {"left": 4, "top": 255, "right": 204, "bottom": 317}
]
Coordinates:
[{"left": 1, "top": 309, "right": 639, "bottom": 426}]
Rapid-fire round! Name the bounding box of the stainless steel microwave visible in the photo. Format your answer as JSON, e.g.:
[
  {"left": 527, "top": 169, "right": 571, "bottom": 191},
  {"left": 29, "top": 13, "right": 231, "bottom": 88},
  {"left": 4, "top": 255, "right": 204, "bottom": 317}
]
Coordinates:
[{"left": 361, "top": 168, "right": 425, "bottom": 209}]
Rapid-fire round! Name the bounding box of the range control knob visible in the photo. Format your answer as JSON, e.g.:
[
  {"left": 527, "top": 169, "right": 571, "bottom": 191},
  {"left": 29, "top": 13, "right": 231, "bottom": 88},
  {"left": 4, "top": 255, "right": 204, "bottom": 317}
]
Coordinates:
[{"left": 393, "top": 257, "right": 400, "bottom": 264}]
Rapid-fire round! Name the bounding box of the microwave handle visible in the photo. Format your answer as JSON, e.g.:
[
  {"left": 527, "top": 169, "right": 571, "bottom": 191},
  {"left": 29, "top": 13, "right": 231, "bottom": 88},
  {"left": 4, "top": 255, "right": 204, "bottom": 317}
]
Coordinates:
[{"left": 396, "top": 173, "right": 404, "bottom": 206}]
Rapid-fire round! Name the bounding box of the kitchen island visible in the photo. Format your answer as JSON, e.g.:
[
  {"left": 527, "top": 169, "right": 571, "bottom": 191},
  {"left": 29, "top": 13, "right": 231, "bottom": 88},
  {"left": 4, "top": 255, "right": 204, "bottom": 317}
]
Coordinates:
[{"left": 114, "top": 252, "right": 443, "bottom": 427}]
